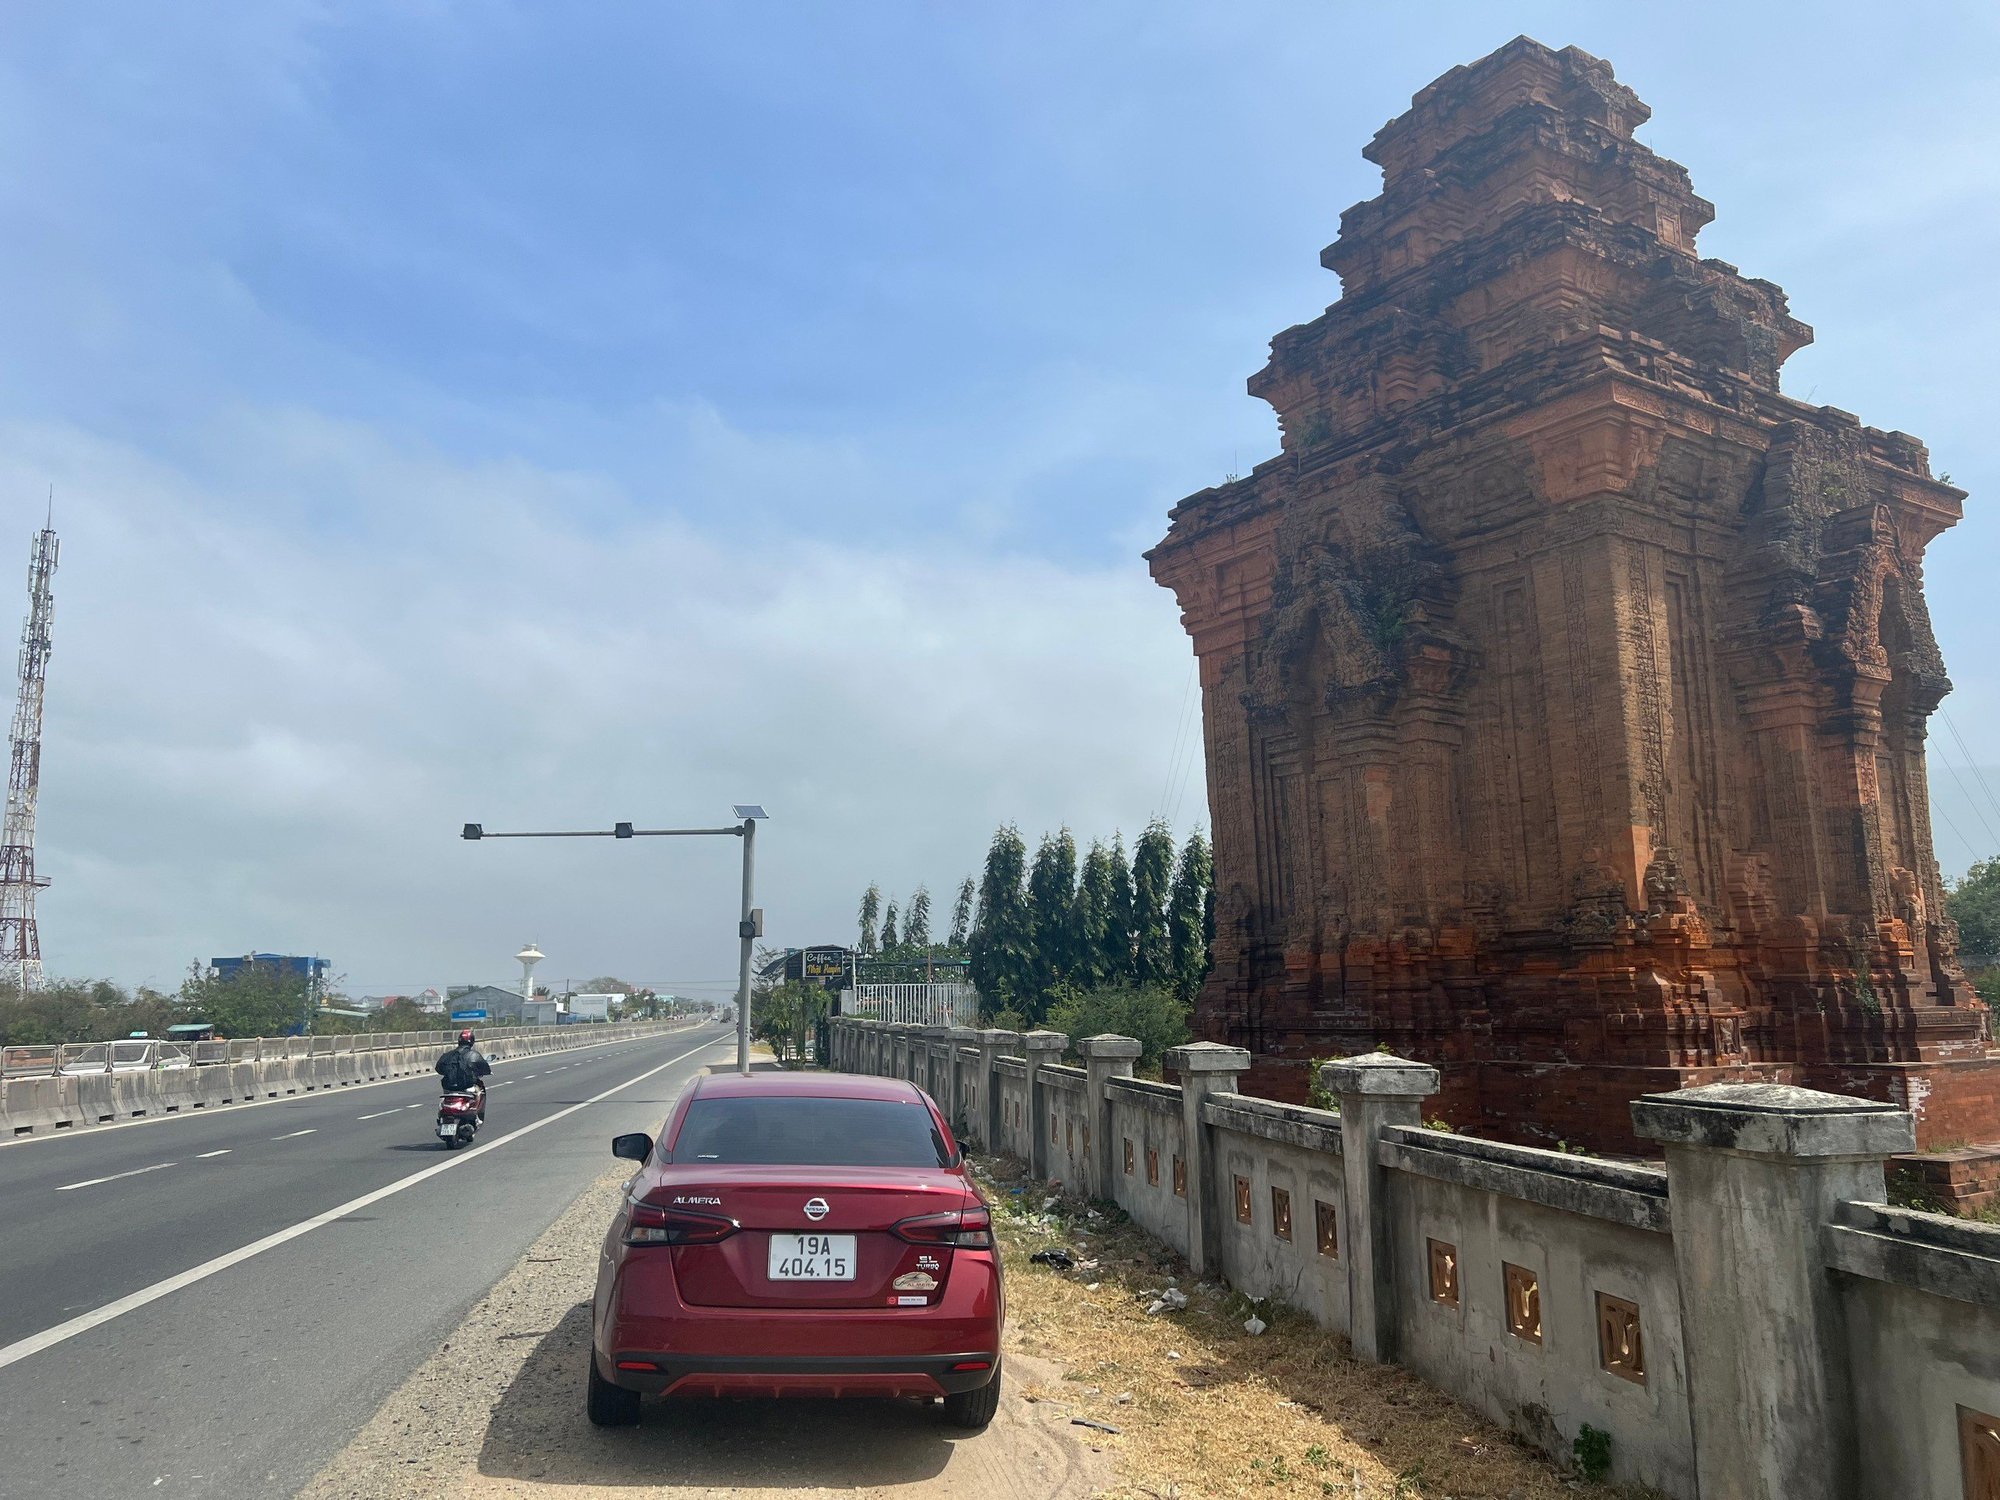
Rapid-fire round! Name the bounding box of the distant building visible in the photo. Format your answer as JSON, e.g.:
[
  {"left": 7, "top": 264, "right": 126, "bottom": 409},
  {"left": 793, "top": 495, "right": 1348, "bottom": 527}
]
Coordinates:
[
  {"left": 521, "top": 999, "right": 560, "bottom": 1026},
  {"left": 567, "top": 993, "right": 618, "bottom": 1022},
  {"left": 446, "top": 984, "right": 526, "bottom": 1023},
  {"left": 211, "top": 953, "right": 329, "bottom": 983}
]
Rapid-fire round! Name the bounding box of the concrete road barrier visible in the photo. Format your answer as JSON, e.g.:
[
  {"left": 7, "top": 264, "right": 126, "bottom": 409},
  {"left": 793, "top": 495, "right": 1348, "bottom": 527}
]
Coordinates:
[{"left": 1, "top": 1021, "right": 694, "bottom": 1138}]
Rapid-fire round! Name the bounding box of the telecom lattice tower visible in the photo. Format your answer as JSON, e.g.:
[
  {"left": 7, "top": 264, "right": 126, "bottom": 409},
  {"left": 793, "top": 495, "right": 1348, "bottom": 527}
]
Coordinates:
[{"left": 0, "top": 522, "right": 58, "bottom": 993}]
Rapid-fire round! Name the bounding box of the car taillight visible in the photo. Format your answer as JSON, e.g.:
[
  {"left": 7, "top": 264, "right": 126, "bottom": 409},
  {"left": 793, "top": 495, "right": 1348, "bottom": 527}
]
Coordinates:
[
  {"left": 624, "top": 1200, "right": 738, "bottom": 1246},
  {"left": 892, "top": 1205, "right": 993, "bottom": 1249}
]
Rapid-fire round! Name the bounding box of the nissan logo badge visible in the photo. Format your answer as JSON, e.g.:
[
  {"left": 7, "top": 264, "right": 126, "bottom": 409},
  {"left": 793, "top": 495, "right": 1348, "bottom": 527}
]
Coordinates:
[{"left": 803, "top": 1197, "right": 830, "bottom": 1221}]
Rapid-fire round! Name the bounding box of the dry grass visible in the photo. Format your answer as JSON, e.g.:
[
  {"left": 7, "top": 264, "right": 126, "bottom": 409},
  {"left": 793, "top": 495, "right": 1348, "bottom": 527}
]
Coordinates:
[{"left": 981, "top": 1156, "right": 1618, "bottom": 1500}]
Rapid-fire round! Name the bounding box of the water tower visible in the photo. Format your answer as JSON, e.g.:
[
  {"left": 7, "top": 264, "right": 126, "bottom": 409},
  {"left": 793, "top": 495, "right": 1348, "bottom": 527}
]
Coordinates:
[{"left": 516, "top": 943, "right": 544, "bottom": 1014}]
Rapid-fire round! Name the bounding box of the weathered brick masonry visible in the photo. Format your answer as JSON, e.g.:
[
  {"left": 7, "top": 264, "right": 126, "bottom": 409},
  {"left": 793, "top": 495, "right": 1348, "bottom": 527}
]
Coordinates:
[{"left": 1148, "top": 37, "right": 1997, "bottom": 1154}]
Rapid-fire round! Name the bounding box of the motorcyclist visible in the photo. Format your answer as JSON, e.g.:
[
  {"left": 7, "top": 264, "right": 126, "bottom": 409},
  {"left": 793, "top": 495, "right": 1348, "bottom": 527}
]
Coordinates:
[{"left": 436, "top": 1029, "right": 492, "bottom": 1122}]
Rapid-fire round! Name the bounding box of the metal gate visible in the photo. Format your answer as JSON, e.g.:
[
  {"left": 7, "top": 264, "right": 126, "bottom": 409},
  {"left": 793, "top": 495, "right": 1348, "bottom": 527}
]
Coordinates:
[{"left": 841, "top": 982, "right": 980, "bottom": 1026}]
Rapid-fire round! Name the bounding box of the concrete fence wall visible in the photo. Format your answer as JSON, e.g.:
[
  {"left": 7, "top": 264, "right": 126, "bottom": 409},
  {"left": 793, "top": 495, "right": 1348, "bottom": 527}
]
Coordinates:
[
  {"left": 2, "top": 1020, "right": 694, "bottom": 1138},
  {"left": 832, "top": 1018, "right": 2000, "bottom": 1500}
]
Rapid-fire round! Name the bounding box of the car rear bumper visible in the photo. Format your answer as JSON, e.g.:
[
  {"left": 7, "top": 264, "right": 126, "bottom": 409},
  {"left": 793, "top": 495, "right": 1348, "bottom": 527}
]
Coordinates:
[
  {"left": 596, "top": 1248, "right": 1004, "bottom": 1399},
  {"left": 598, "top": 1350, "right": 999, "bottom": 1398}
]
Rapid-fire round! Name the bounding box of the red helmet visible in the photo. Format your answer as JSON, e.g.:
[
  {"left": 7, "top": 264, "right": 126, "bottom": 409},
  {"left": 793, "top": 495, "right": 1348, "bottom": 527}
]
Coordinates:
[{"left": 458, "top": 1029, "right": 475, "bottom": 1045}]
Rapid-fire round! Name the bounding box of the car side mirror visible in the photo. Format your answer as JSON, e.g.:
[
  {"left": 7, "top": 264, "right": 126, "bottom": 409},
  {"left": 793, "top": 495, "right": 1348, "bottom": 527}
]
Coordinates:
[{"left": 611, "top": 1132, "right": 653, "bottom": 1162}]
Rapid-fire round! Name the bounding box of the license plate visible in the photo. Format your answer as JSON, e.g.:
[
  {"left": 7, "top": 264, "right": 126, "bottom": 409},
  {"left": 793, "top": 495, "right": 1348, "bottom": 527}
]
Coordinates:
[
  {"left": 768, "top": 1233, "right": 857, "bottom": 1280},
  {"left": 438, "top": 1123, "right": 457, "bottom": 1138}
]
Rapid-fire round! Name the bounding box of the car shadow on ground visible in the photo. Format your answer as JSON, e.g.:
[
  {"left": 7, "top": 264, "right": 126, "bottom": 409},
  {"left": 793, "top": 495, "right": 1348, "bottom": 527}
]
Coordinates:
[{"left": 475, "top": 1301, "right": 960, "bottom": 1489}]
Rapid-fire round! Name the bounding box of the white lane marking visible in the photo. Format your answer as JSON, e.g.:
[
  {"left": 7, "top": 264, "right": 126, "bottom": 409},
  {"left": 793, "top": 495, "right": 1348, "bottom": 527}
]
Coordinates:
[
  {"left": 0, "top": 1035, "right": 724, "bottom": 1373},
  {"left": 197, "top": 1150, "right": 231, "bottom": 1160},
  {"left": 272, "top": 1129, "right": 317, "bottom": 1140},
  {"left": 404, "top": 1103, "right": 425, "bottom": 1110},
  {"left": 56, "top": 1162, "right": 176, "bottom": 1191},
  {"left": 356, "top": 1109, "right": 401, "bottom": 1120}
]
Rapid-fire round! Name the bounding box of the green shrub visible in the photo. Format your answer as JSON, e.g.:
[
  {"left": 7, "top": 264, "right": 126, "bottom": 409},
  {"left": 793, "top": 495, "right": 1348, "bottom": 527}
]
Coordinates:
[
  {"left": 1307, "top": 1058, "right": 1340, "bottom": 1112},
  {"left": 753, "top": 980, "right": 830, "bottom": 1066},
  {"left": 1044, "top": 982, "right": 1191, "bottom": 1070}
]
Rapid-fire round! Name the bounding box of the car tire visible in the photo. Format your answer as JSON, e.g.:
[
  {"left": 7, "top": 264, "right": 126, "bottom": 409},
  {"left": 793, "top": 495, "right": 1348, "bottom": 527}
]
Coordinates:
[
  {"left": 586, "top": 1353, "right": 641, "bottom": 1427},
  {"left": 940, "top": 1358, "right": 1002, "bottom": 1431}
]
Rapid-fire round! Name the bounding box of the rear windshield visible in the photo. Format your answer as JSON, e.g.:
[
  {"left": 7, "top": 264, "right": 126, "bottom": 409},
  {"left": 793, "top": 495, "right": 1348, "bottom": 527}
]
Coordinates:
[{"left": 670, "top": 1096, "right": 949, "bottom": 1167}]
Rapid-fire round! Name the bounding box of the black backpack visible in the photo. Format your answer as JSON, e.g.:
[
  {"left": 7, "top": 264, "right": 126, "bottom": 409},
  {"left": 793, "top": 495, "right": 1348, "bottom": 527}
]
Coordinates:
[{"left": 439, "top": 1047, "right": 478, "bottom": 1090}]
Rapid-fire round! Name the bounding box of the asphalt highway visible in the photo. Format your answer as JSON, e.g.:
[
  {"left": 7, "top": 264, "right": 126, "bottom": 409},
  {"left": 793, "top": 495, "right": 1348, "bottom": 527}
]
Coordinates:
[{"left": 0, "top": 1021, "right": 735, "bottom": 1499}]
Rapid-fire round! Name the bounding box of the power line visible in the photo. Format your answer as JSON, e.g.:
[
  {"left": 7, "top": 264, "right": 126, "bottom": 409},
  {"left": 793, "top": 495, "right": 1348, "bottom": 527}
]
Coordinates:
[
  {"left": 1933, "top": 800, "right": 1983, "bottom": 873},
  {"left": 1929, "top": 732, "right": 2000, "bottom": 853},
  {"left": 1938, "top": 706, "right": 2000, "bottom": 830},
  {"left": 1153, "top": 659, "right": 1196, "bottom": 824},
  {"left": 1167, "top": 680, "right": 1206, "bottom": 829}
]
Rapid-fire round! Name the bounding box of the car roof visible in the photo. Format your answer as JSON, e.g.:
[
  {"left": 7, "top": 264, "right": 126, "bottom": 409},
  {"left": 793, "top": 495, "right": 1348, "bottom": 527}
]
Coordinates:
[{"left": 692, "top": 1071, "right": 923, "bottom": 1103}]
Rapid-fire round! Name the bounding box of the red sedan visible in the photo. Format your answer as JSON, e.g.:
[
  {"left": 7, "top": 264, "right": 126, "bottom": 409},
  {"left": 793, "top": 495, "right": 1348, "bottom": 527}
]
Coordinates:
[{"left": 588, "top": 1071, "right": 1005, "bottom": 1429}]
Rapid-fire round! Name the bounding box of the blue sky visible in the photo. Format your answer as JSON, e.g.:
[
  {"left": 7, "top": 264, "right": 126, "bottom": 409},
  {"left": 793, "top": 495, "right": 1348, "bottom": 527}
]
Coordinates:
[{"left": 2, "top": 3, "right": 1996, "bottom": 993}]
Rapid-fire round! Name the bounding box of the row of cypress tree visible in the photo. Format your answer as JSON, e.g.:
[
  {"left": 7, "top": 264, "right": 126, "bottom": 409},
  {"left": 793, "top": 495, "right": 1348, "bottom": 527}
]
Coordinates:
[
  {"left": 855, "top": 880, "right": 976, "bottom": 958},
  {"left": 963, "top": 820, "right": 1213, "bottom": 1024}
]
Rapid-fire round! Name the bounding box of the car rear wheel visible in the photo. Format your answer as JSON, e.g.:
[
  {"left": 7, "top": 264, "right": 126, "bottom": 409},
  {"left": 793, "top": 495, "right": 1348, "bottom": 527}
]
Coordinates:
[
  {"left": 940, "top": 1357, "right": 1002, "bottom": 1430},
  {"left": 586, "top": 1354, "right": 641, "bottom": 1427}
]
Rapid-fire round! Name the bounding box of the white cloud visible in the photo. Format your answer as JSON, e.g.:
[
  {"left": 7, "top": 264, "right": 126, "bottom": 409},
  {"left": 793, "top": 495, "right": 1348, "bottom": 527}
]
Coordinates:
[{"left": 0, "top": 410, "right": 1204, "bottom": 995}]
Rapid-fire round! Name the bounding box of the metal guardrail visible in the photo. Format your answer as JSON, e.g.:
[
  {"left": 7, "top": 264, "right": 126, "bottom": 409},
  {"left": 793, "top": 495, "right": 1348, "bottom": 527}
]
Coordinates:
[
  {"left": 1, "top": 1045, "right": 58, "bottom": 1079},
  {"left": 2, "top": 1021, "right": 679, "bottom": 1078},
  {"left": 51, "top": 1040, "right": 192, "bottom": 1075}
]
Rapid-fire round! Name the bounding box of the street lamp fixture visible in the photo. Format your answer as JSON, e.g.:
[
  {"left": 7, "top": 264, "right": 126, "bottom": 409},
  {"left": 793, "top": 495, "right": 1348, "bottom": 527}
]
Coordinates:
[{"left": 461, "top": 806, "right": 770, "bottom": 1075}]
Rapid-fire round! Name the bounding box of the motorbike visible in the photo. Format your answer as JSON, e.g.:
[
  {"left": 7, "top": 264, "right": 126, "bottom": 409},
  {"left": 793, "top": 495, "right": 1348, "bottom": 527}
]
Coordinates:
[{"left": 436, "top": 1089, "right": 482, "bottom": 1149}]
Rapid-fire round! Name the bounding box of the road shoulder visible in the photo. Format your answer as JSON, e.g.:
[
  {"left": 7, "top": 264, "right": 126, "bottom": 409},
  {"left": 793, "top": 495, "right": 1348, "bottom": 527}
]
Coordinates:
[{"left": 299, "top": 1164, "right": 1107, "bottom": 1500}]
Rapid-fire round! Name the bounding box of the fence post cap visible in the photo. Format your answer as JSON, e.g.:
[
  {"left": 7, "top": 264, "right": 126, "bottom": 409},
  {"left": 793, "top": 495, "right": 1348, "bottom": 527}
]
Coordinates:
[
  {"left": 1318, "top": 1053, "right": 1440, "bottom": 1098},
  {"left": 976, "top": 1029, "right": 1020, "bottom": 1049},
  {"left": 1021, "top": 1030, "right": 1068, "bottom": 1055},
  {"left": 1165, "top": 1041, "right": 1252, "bottom": 1074},
  {"left": 1631, "top": 1082, "right": 1915, "bottom": 1159},
  {"left": 1077, "top": 1034, "right": 1143, "bottom": 1061}
]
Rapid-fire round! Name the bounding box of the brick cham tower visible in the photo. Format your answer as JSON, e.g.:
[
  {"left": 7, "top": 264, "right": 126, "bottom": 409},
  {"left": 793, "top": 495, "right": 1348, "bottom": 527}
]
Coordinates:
[{"left": 1148, "top": 38, "right": 1996, "bottom": 1154}]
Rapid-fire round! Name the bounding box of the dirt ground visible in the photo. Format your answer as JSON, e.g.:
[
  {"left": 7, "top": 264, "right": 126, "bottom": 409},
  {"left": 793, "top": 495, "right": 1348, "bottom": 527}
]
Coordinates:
[
  {"left": 298, "top": 1163, "right": 1108, "bottom": 1500},
  {"left": 302, "top": 1155, "right": 1614, "bottom": 1500},
  {"left": 980, "top": 1158, "right": 1608, "bottom": 1500}
]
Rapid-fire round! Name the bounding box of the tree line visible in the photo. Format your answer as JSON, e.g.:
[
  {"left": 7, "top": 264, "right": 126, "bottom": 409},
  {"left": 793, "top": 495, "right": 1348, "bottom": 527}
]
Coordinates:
[
  {"left": 1949, "top": 856, "right": 2000, "bottom": 1016},
  {"left": 968, "top": 820, "right": 1212, "bottom": 1025},
  {"left": 860, "top": 819, "right": 1213, "bottom": 1036},
  {"left": 0, "top": 961, "right": 546, "bottom": 1048},
  {"left": 855, "top": 878, "right": 977, "bottom": 960}
]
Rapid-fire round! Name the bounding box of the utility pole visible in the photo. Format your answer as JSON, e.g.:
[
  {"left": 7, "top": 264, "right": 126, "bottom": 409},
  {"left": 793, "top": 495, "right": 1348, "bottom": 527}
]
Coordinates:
[
  {"left": 462, "top": 805, "right": 767, "bottom": 1073},
  {"left": 0, "top": 516, "right": 57, "bottom": 993},
  {"left": 735, "top": 813, "right": 757, "bottom": 1074}
]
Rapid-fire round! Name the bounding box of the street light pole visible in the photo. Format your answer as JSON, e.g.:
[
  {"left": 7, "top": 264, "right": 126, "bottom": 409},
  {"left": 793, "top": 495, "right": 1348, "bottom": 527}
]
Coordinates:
[
  {"left": 735, "top": 815, "right": 756, "bottom": 1076},
  {"left": 461, "top": 806, "right": 767, "bottom": 1074}
]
